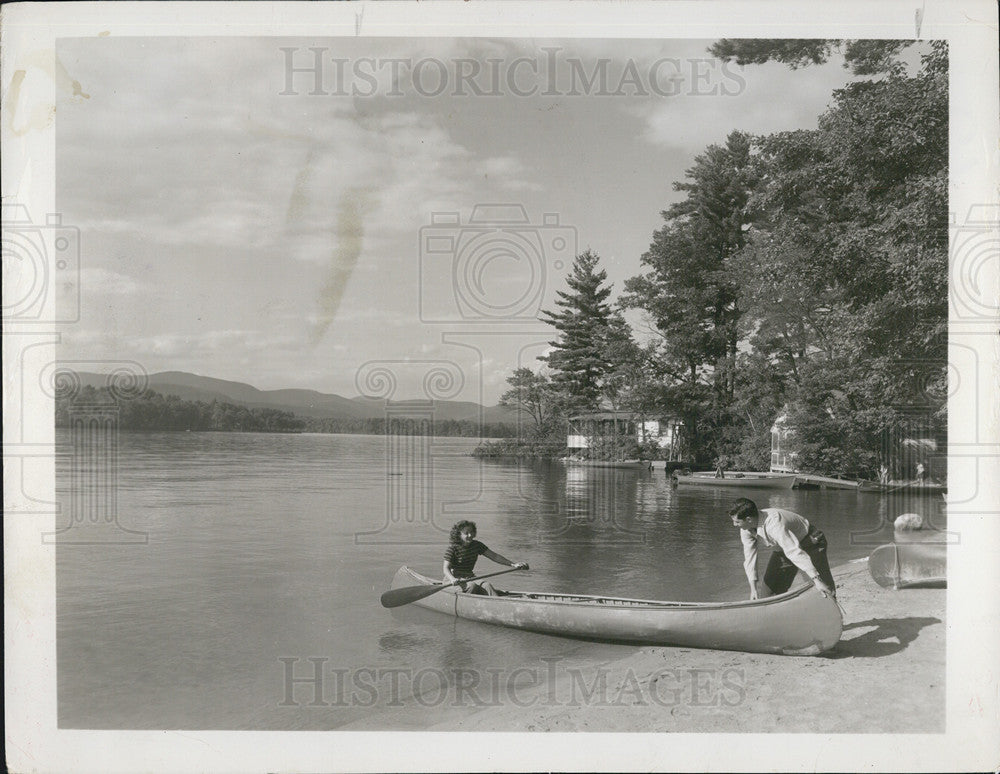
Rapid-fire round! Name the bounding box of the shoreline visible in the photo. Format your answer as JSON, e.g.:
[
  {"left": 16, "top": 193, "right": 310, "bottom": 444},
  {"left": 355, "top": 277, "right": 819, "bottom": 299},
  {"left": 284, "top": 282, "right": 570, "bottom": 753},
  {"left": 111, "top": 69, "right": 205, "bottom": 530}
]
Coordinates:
[{"left": 421, "top": 559, "right": 945, "bottom": 733}]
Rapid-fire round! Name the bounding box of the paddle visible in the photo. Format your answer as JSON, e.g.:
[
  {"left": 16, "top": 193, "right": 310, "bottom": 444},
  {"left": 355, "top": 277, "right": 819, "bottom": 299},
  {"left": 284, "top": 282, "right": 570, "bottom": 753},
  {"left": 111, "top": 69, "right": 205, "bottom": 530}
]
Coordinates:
[{"left": 380, "top": 566, "right": 526, "bottom": 608}]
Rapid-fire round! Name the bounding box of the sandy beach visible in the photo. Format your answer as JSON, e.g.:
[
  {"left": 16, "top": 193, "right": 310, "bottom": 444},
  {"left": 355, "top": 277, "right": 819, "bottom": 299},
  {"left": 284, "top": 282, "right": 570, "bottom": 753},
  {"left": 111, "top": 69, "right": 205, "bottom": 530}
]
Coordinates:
[{"left": 423, "top": 558, "right": 946, "bottom": 733}]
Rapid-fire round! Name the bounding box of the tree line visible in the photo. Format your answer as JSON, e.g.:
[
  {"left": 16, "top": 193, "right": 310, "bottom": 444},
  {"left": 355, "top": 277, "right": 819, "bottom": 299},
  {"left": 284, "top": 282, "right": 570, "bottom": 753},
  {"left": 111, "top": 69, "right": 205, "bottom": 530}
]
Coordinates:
[
  {"left": 56, "top": 386, "right": 307, "bottom": 432},
  {"left": 495, "top": 40, "right": 947, "bottom": 479},
  {"left": 55, "top": 385, "right": 519, "bottom": 438},
  {"left": 302, "top": 416, "right": 519, "bottom": 438}
]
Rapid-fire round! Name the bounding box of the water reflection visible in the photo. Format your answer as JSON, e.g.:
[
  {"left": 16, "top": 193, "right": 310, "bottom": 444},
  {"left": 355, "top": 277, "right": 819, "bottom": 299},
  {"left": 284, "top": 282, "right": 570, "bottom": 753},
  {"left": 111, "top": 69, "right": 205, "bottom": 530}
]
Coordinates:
[
  {"left": 849, "top": 490, "right": 952, "bottom": 547},
  {"left": 487, "top": 459, "right": 943, "bottom": 603},
  {"left": 55, "top": 431, "right": 947, "bottom": 731}
]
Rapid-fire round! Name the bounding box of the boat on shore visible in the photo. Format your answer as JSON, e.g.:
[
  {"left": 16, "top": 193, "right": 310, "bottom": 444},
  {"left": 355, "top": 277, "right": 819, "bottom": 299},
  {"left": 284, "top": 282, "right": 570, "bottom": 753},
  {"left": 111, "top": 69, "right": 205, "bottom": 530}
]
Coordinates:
[
  {"left": 868, "top": 542, "right": 947, "bottom": 589},
  {"left": 388, "top": 566, "right": 842, "bottom": 655},
  {"left": 674, "top": 471, "right": 797, "bottom": 490}
]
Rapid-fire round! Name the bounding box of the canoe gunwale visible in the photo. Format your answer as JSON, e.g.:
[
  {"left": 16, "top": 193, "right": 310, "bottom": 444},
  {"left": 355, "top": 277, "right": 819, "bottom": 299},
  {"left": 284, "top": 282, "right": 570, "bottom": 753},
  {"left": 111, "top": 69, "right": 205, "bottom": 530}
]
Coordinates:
[{"left": 397, "top": 566, "right": 815, "bottom": 611}]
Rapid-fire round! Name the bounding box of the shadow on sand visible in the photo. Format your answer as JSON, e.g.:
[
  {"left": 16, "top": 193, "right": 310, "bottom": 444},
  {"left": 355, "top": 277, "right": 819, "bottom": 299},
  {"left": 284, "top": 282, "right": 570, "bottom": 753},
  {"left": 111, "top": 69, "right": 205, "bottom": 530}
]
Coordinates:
[{"left": 824, "top": 616, "right": 942, "bottom": 658}]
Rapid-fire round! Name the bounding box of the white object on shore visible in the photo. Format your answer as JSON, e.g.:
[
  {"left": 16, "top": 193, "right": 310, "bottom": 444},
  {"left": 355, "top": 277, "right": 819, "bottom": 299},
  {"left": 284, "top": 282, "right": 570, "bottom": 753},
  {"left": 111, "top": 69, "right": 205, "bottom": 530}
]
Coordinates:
[{"left": 894, "top": 512, "right": 924, "bottom": 531}]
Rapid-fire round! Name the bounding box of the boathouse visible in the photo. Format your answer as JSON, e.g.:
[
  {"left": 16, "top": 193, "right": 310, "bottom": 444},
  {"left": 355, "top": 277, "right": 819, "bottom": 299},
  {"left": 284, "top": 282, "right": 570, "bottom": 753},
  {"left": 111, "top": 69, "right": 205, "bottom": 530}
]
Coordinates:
[
  {"left": 770, "top": 405, "right": 947, "bottom": 481},
  {"left": 770, "top": 409, "right": 798, "bottom": 473}
]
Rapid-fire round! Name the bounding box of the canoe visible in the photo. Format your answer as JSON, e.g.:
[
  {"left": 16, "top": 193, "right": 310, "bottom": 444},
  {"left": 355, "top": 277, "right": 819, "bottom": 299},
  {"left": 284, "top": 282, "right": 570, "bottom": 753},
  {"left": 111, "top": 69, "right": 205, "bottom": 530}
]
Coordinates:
[
  {"left": 389, "top": 566, "right": 842, "bottom": 656},
  {"left": 868, "top": 542, "right": 947, "bottom": 589},
  {"left": 674, "top": 472, "right": 797, "bottom": 490}
]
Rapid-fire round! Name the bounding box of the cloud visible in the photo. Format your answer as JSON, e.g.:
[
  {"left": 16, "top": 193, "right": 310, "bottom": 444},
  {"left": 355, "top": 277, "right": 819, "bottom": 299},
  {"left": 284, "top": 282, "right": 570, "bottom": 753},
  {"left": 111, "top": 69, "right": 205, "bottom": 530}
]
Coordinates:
[
  {"left": 478, "top": 156, "right": 543, "bottom": 191},
  {"left": 53, "top": 37, "right": 862, "bottom": 402},
  {"left": 79, "top": 267, "right": 148, "bottom": 296},
  {"left": 139, "top": 329, "right": 300, "bottom": 357},
  {"left": 636, "top": 58, "right": 856, "bottom": 151}
]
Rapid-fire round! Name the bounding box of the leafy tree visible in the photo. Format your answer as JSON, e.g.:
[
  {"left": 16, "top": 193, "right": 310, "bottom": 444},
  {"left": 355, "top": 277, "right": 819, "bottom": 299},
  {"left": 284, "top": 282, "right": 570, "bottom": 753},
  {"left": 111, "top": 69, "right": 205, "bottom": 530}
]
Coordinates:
[
  {"left": 728, "top": 40, "right": 948, "bottom": 475},
  {"left": 498, "top": 367, "right": 560, "bottom": 438},
  {"left": 597, "top": 309, "right": 648, "bottom": 411},
  {"left": 623, "top": 41, "right": 946, "bottom": 472},
  {"left": 623, "top": 131, "right": 754, "bottom": 462},
  {"left": 709, "top": 38, "right": 914, "bottom": 76}
]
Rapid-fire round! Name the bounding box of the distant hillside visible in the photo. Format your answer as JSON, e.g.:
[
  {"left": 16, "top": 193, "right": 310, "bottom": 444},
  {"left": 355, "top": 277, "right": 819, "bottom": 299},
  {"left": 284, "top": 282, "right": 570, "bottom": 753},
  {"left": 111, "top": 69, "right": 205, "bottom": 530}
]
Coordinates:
[{"left": 71, "top": 370, "right": 522, "bottom": 425}]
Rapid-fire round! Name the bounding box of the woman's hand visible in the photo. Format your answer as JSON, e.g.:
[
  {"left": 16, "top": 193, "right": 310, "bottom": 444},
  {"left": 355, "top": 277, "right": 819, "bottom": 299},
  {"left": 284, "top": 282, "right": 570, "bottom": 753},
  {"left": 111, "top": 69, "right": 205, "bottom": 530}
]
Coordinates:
[{"left": 513, "top": 561, "right": 529, "bottom": 570}]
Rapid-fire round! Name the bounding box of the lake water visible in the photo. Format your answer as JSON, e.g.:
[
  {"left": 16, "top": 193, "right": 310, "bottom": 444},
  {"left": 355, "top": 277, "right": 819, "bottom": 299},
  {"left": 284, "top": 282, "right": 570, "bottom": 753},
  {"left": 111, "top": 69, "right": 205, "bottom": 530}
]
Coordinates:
[{"left": 55, "top": 431, "right": 945, "bottom": 729}]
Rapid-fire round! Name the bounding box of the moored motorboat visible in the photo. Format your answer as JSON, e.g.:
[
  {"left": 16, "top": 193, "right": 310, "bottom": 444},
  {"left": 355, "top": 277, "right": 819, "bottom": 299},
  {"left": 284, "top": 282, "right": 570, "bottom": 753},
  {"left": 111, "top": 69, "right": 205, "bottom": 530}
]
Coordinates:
[
  {"left": 674, "top": 471, "right": 797, "bottom": 490},
  {"left": 560, "top": 458, "right": 649, "bottom": 469},
  {"left": 868, "top": 542, "right": 947, "bottom": 589},
  {"left": 858, "top": 480, "right": 947, "bottom": 495},
  {"left": 388, "top": 566, "right": 842, "bottom": 656}
]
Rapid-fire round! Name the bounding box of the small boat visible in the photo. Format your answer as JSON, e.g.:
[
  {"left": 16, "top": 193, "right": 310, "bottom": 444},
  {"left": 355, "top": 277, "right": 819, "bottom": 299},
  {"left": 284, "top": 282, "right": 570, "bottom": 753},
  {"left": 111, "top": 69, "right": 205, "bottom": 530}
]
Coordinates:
[
  {"left": 389, "top": 566, "right": 842, "bottom": 655},
  {"left": 674, "top": 471, "right": 797, "bottom": 489},
  {"left": 561, "top": 458, "right": 648, "bottom": 469},
  {"left": 868, "top": 542, "right": 946, "bottom": 589},
  {"left": 858, "top": 480, "right": 947, "bottom": 495}
]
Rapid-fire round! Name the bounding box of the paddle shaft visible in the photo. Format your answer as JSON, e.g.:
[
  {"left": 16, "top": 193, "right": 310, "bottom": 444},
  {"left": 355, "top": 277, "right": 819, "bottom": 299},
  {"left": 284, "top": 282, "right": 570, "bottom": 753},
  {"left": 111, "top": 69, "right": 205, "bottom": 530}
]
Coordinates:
[{"left": 380, "top": 565, "right": 525, "bottom": 608}]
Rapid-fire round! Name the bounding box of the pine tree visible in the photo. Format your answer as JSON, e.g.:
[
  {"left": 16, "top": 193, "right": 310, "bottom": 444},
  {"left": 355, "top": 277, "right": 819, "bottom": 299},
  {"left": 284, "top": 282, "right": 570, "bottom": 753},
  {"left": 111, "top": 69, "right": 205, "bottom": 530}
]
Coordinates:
[{"left": 540, "top": 249, "right": 619, "bottom": 415}]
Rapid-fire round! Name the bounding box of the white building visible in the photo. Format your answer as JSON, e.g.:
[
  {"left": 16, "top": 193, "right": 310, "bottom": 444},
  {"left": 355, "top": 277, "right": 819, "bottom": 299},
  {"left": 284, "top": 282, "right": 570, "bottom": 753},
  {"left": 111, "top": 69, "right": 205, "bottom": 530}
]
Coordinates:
[{"left": 566, "top": 411, "right": 684, "bottom": 460}]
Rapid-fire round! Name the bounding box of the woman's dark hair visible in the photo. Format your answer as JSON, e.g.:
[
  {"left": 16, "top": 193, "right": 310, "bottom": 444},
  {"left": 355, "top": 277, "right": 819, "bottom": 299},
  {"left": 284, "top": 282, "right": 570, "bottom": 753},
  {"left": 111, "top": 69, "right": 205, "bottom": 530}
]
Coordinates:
[
  {"left": 728, "top": 498, "right": 759, "bottom": 521},
  {"left": 449, "top": 520, "right": 477, "bottom": 544}
]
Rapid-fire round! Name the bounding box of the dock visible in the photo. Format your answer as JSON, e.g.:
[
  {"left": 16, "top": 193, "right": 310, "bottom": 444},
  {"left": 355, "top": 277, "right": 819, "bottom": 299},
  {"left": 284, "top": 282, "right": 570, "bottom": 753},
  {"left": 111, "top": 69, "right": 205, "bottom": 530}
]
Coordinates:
[{"left": 791, "top": 473, "right": 860, "bottom": 490}]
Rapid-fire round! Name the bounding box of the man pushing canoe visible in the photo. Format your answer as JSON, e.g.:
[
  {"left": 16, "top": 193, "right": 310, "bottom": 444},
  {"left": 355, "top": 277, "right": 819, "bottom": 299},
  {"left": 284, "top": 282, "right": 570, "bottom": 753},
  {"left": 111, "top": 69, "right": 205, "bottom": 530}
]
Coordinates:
[{"left": 729, "top": 498, "right": 836, "bottom": 600}]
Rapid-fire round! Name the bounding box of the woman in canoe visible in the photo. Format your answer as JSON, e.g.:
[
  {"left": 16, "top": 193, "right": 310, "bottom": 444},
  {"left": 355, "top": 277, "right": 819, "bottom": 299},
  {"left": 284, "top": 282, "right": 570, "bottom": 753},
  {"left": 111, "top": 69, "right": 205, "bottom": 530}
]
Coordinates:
[
  {"left": 443, "top": 520, "right": 528, "bottom": 596},
  {"left": 728, "top": 498, "right": 836, "bottom": 600}
]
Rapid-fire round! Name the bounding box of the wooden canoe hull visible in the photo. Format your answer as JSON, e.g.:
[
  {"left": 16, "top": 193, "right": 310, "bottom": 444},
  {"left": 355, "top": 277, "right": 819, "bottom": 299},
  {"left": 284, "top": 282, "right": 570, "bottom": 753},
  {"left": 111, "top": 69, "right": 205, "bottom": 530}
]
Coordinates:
[
  {"left": 868, "top": 543, "right": 947, "bottom": 589},
  {"left": 675, "top": 473, "right": 797, "bottom": 490},
  {"left": 390, "top": 567, "right": 842, "bottom": 656}
]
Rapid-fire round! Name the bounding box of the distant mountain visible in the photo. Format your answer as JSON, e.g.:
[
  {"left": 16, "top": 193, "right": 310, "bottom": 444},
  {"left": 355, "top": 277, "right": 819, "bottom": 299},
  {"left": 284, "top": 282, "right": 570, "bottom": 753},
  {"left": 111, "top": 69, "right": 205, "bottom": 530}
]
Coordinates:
[{"left": 71, "top": 370, "right": 522, "bottom": 424}]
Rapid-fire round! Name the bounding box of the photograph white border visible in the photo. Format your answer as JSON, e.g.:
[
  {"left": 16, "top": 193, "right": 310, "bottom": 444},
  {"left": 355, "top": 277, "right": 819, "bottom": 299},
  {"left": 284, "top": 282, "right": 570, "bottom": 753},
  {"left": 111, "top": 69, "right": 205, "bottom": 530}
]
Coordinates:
[{"left": 3, "top": 1, "right": 998, "bottom": 771}]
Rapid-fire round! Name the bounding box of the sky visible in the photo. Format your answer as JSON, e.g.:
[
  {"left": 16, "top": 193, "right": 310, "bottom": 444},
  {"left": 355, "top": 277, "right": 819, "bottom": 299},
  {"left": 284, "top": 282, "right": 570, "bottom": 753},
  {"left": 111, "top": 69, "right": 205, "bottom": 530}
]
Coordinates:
[{"left": 55, "top": 36, "right": 859, "bottom": 404}]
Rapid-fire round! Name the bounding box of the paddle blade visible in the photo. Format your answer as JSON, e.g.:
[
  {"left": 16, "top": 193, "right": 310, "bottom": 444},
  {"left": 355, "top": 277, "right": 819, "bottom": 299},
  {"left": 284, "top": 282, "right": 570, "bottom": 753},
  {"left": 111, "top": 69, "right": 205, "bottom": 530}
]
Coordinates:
[{"left": 380, "top": 582, "right": 451, "bottom": 609}]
